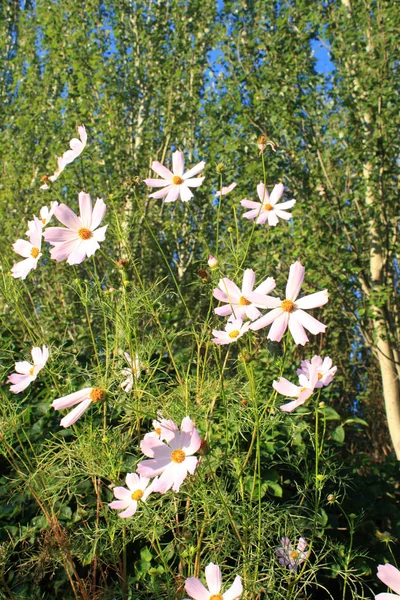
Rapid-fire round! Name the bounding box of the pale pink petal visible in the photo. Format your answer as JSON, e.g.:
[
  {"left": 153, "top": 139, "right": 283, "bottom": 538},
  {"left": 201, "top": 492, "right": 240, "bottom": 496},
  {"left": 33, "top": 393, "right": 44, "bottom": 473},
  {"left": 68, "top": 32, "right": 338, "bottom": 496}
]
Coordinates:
[
  {"left": 295, "top": 290, "right": 329, "bottom": 310},
  {"left": 50, "top": 239, "right": 81, "bottom": 262},
  {"left": 29, "top": 218, "right": 43, "bottom": 248},
  {"left": 173, "top": 151, "right": 184, "bottom": 176},
  {"left": 153, "top": 463, "right": 182, "bottom": 493},
  {"left": 31, "top": 346, "right": 44, "bottom": 365},
  {"left": 255, "top": 211, "right": 269, "bottom": 225},
  {"left": 125, "top": 473, "right": 141, "bottom": 490},
  {"left": 267, "top": 211, "right": 279, "bottom": 227},
  {"left": 182, "top": 161, "right": 206, "bottom": 180},
  {"left": 13, "top": 240, "right": 33, "bottom": 258},
  {"left": 205, "top": 563, "right": 222, "bottom": 594},
  {"left": 183, "top": 177, "right": 205, "bottom": 188},
  {"left": 150, "top": 186, "right": 172, "bottom": 199},
  {"left": 292, "top": 310, "right": 326, "bottom": 335},
  {"left": 59, "top": 398, "right": 92, "bottom": 427},
  {"left": 92, "top": 225, "right": 108, "bottom": 242},
  {"left": 249, "top": 306, "right": 284, "bottom": 330},
  {"left": 54, "top": 204, "right": 81, "bottom": 231},
  {"left": 11, "top": 258, "right": 36, "bottom": 280},
  {"left": 253, "top": 277, "right": 275, "bottom": 295},
  {"left": 213, "top": 288, "right": 228, "bottom": 302},
  {"left": 242, "top": 208, "right": 261, "bottom": 220},
  {"left": 117, "top": 504, "right": 138, "bottom": 518},
  {"left": 257, "top": 182, "right": 269, "bottom": 203},
  {"left": 219, "top": 278, "right": 241, "bottom": 302},
  {"left": 108, "top": 500, "right": 129, "bottom": 510},
  {"left": 184, "top": 577, "right": 210, "bottom": 600},
  {"left": 144, "top": 178, "right": 169, "bottom": 188},
  {"left": 90, "top": 198, "right": 106, "bottom": 230},
  {"left": 137, "top": 455, "right": 172, "bottom": 478},
  {"left": 79, "top": 191, "right": 92, "bottom": 228},
  {"left": 375, "top": 594, "right": 400, "bottom": 600},
  {"left": 8, "top": 374, "right": 34, "bottom": 393},
  {"left": 151, "top": 161, "right": 173, "bottom": 180},
  {"left": 274, "top": 210, "right": 292, "bottom": 221},
  {"left": 82, "top": 238, "right": 101, "bottom": 259},
  {"left": 214, "top": 305, "right": 233, "bottom": 317},
  {"left": 273, "top": 378, "right": 300, "bottom": 397},
  {"left": 242, "top": 269, "right": 255, "bottom": 294},
  {"left": 288, "top": 315, "right": 309, "bottom": 345},
  {"left": 113, "top": 487, "right": 132, "bottom": 500},
  {"left": 267, "top": 312, "right": 290, "bottom": 342},
  {"left": 280, "top": 398, "right": 306, "bottom": 412},
  {"left": 269, "top": 183, "right": 284, "bottom": 205},
  {"left": 184, "top": 456, "right": 198, "bottom": 476},
  {"left": 245, "top": 305, "right": 261, "bottom": 320},
  {"left": 180, "top": 185, "right": 194, "bottom": 202},
  {"left": 246, "top": 292, "right": 281, "bottom": 309},
  {"left": 240, "top": 199, "right": 261, "bottom": 209},
  {"left": 297, "top": 538, "right": 308, "bottom": 552},
  {"left": 286, "top": 262, "right": 305, "bottom": 301},
  {"left": 52, "top": 388, "right": 92, "bottom": 410},
  {"left": 297, "top": 388, "right": 314, "bottom": 403},
  {"left": 14, "top": 361, "right": 33, "bottom": 374},
  {"left": 223, "top": 576, "right": 243, "bottom": 600},
  {"left": 275, "top": 200, "right": 296, "bottom": 210},
  {"left": 164, "top": 187, "right": 181, "bottom": 203},
  {"left": 44, "top": 227, "right": 79, "bottom": 243},
  {"left": 140, "top": 435, "right": 169, "bottom": 458},
  {"left": 215, "top": 182, "right": 236, "bottom": 196},
  {"left": 377, "top": 565, "right": 400, "bottom": 596},
  {"left": 67, "top": 241, "right": 90, "bottom": 265},
  {"left": 78, "top": 125, "right": 87, "bottom": 145}
]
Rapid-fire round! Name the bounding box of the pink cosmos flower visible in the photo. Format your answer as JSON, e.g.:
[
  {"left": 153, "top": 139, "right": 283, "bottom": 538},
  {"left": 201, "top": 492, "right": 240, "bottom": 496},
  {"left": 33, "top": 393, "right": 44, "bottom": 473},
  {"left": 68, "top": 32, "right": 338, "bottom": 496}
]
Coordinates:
[
  {"left": 297, "top": 355, "right": 337, "bottom": 388},
  {"left": 376, "top": 564, "right": 400, "bottom": 600},
  {"left": 44, "top": 192, "right": 107, "bottom": 265},
  {"left": 11, "top": 217, "right": 43, "bottom": 280},
  {"left": 213, "top": 269, "right": 276, "bottom": 321},
  {"left": 276, "top": 537, "right": 310, "bottom": 571},
  {"left": 120, "top": 352, "right": 141, "bottom": 392},
  {"left": 40, "top": 126, "right": 87, "bottom": 190},
  {"left": 215, "top": 182, "right": 237, "bottom": 197},
  {"left": 249, "top": 261, "right": 328, "bottom": 345},
  {"left": 8, "top": 345, "right": 49, "bottom": 394},
  {"left": 273, "top": 364, "right": 319, "bottom": 412},
  {"left": 144, "top": 150, "right": 205, "bottom": 203},
  {"left": 212, "top": 318, "right": 250, "bottom": 345},
  {"left": 52, "top": 387, "right": 105, "bottom": 428},
  {"left": 137, "top": 416, "right": 201, "bottom": 493},
  {"left": 241, "top": 183, "right": 296, "bottom": 226},
  {"left": 108, "top": 473, "right": 157, "bottom": 518},
  {"left": 184, "top": 563, "right": 243, "bottom": 600},
  {"left": 26, "top": 202, "right": 59, "bottom": 234}
]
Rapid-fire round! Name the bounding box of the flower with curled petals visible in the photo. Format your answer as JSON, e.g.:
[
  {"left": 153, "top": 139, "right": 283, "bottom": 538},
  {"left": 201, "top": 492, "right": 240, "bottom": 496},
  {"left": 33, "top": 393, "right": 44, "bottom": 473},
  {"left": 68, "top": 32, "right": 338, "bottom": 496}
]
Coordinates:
[
  {"left": 297, "top": 355, "right": 337, "bottom": 388},
  {"left": 273, "top": 364, "right": 319, "bottom": 412},
  {"left": 212, "top": 318, "right": 250, "bottom": 345},
  {"left": 276, "top": 537, "right": 310, "bottom": 571},
  {"left": 40, "top": 126, "right": 87, "bottom": 190},
  {"left": 249, "top": 261, "right": 328, "bottom": 345},
  {"left": 241, "top": 182, "right": 295, "bottom": 226},
  {"left": 26, "top": 202, "right": 59, "bottom": 234},
  {"left": 215, "top": 182, "right": 237, "bottom": 197},
  {"left": 184, "top": 562, "right": 243, "bottom": 600},
  {"left": 137, "top": 416, "right": 201, "bottom": 493},
  {"left": 44, "top": 192, "right": 107, "bottom": 265},
  {"left": 11, "top": 217, "right": 43, "bottom": 280},
  {"left": 144, "top": 150, "right": 205, "bottom": 203},
  {"left": 8, "top": 345, "right": 49, "bottom": 394},
  {"left": 213, "top": 269, "right": 275, "bottom": 321},
  {"left": 120, "top": 352, "right": 141, "bottom": 392},
  {"left": 52, "top": 387, "right": 105, "bottom": 428},
  {"left": 108, "top": 473, "right": 157, "bottom": 518},
  {"left": 376, "top": 564, "right": 400, "bottom": 600}
]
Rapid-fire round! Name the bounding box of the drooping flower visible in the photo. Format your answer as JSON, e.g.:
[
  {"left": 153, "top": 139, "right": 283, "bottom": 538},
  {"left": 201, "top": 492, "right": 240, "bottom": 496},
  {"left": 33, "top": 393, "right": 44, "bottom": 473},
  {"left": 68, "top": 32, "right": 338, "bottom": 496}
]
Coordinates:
[
  {"left": 40, "top": 126, "right": 87, "bottom": 189},
  {"left": 276, "top": 537, "right": 310, "bottom": 571},
  {"left": 184, "top": 563, "right": 243, "bottom": 600},
  {"left": 11, "top": 217, "right": 43, "bottom": 280},
  {"left": 213, "top": 269, "right": 276, "bottom": 321},
  {"left": 8, "top": 345, "right": 49, "bottom": 394},
  {"left": 137, "top": 416, "right": 201, "bottom": 493},
  {"left": 249, "top": 261, "right": 328, "bottom": 345},
  {"left": 376, "top": 564, "right": 400, "bottom": 600},
  {"left": 297, "top": 355, "right": 337, "bottom": 388},
  {"left": 241, "top": 182, "right": 295, "bottom": 226},
  {"left": 44, "top": 192, "right": 107, "bottom": 265},
  {"left": 26, "top": 201, "right": 59, "bottom": 234},
  {"left": 215, "top": 182, "right": 237, "bottom": 197},
  {"left": 212, "top": 318, "right": 250, "bottom": 345},
  {"left": 273, "top": 364, "right": 319, "bottom": 412},
  {"left": 40, "top": 157, "right": 66, "bottom": 190},
  {"left": 108, "top": 473, "right": 157, "bottom": 518},
  {"left": 120, "top": 352, "right": 141, "bottom": 392},
  {"left": 144, "top": 150, "right": 205, "bottom": 203},
  {"left": 208, "top": 255, "right": 219, "bottom": 270},
  {"left": 52, "top": 387, "right": 105, "bottom": 428}
]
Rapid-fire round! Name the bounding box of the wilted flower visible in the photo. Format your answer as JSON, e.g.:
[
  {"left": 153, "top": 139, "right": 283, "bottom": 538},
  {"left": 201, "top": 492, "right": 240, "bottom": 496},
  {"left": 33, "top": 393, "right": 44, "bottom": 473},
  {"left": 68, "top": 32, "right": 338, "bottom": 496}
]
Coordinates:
[
  {"left": 212, "top": 318, "right": 250, "bottom": 345},
  {"left": 215, "top": 182, "right": 237, "bottom": 197},
  {"left": 108, "top": 473, "right": 157, "bottom": 518},
  {"left": 276, "top": 537, "right": 310, "bottom": 571},
  {"left": 40, "top": 126, "right": 87, "bottom": 189},
  {"left": 26, "top": 202, "right": 59, "bottom": 234},
  {"left": 213, "top": 269, "right": 276, "bottom": 321},
  {"left": 273, "top": 364, "right": 319, "bottom": 412},
  {"left": 121, "top": 352, "right": 141, "bottom": 392},
  {"left": 184, "top": 562, "right": 243, "bottom": 600},
  {"left": 137, "top": 416, "right": 201, "bottom": 493},
  {"left": 11, "top": 217, "right": 43, "bottom": 280},
  {"left": 376, "top": 564, "right": 400, "bottom": 600},
  {"left": 249, "top": 261, "right": 328, "bottom": 345},
  {"left": 144, "top": 150, "right": 205, "bottom": 203},
  {"left": 208, "top": 255, "right": 219, "bottom": 270},
  {"left": 241, "top": 183, "right": 295, "bottom": 226},
  {"left": 297, "top": 355, "right": 337, "bottom": 388},
  {"left": 52, "top": 387, "right": 105, "bottom": 428},
  {"left": 8, "top": 345, "right": 49, "bottom": 394},
  {"left": 44, "top": 192, "right": 107, "bottom": 265}
]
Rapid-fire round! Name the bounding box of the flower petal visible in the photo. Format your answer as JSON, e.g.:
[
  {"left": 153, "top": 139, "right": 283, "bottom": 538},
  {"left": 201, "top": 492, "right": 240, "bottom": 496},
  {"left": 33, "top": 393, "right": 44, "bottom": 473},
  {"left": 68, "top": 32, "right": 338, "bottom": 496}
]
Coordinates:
[
  {"left": 79, "top": 192, "right": 92, "bottom": 228},
  {"left": 269, "top": 183, "right": 284, "bottom": 205},
  {"left": 257, "top": 182, "right": 269, "bottom": 203},
  {"left": 285, "top": 261, "right": 305, "bottom": 301},
  {"left": 205, "top": 563, "right": 222, "bottom": 594},
  {"left": 151, "top": 161, "right": 173, "bottom": 180},
  {"left": 173, "top": 151, "right": 184, "bottom": 176},
  {"left": 52, "top": 388, "right": 92, "bottom": 410},
  {"left": 377, "top": 565, "right": 400, "bottom": 596},
  {"left": 164, "top": 187, "right": 180, "bottom": 203},
  {"left": 180, "top": 184, "right": 194, "bottom": 202},
  {"left": 295, "top": 290, "right": 329, "bottom": 310},
  {"left": 54, "top": 204, "right": 81, "bottom": 231},
  {"left": 273, "top": 378, "right": 300, "bottom": 397},
  {"left": 59, "top": 398, "right": 92, "bottom": 427},
  {"left": 184, "top": 577, "right": 210, "bottom": 600},
  {"left": 242, "top": 269, "right": 255, "bottom": 294},
  {"left": 292, "top": 310, "right": 326, "bottom": 335},
  {"left": 223, "top": 576, "right": 243, "bottom": 600},
  {"left": 267, "top": 311, "right": 290, "bottom": 342},
  {"left": 90, "top": 198, "right": 107, "bottom": 230},
  {"left": 288, "top": 314, "right": 309, "bottom": 345},
  {"left": 183, "top": 161, "right": 205, "bottom": 180}
]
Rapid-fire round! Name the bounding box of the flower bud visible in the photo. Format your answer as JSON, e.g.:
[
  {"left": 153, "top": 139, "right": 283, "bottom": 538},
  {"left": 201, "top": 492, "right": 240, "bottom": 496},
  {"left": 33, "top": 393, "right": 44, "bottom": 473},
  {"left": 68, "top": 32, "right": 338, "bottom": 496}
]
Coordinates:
[
  {"left": 208, "top": 255, "right": 218, "bottom": 270},
  {"left": 216, "top": 162, "right": 225, "bottom": 173}
]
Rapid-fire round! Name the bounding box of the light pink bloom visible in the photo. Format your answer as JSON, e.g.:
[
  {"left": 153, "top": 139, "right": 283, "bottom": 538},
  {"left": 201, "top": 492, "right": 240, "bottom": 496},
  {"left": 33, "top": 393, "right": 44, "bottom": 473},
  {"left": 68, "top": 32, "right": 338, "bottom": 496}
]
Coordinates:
[
  {"left": 212, "top": 318, "right": 250, "bottom": 345},
  {"left": 44, "top": 192, "right": 107, "bottom": 265},
  {"left": 108, "top": 473, "right": 157, "bottom": 518},
  {"left": 241, "top": 182, "right": 295, "bottom": 226},
  {"left": 143, "top": 418, "right": 182, "bottom": 442},
  {"left": 8, "top": 345, "right": 49, "bottom": 394},
  {"left": 61, "top": 125, "right": 87, "bottom": 164},
  {"left": 26, "top": 202, "right": 59, "bottom": 234},
  {"left": 297, "top": 355, "right": 337, "bottom": 388},
  {"left": 276, "top": 537, "right": 310, "bottom": 571},
  {"left": 11, "top": 217, "right": 43, "bottom": 280},
  {"left": 144, "top": 150, "right": 205, "bottom": 203},
  {"left": 208, "top": 255, "right": 218, "bottom": 270},
  {"left": 376, "top": 564, "right": 400, "bottom": 600},
  {"left": 40, "top": 157, "right": 66, "bottom": 190},
  {"left": 249, "top": 261, "right": 328, "bottom": 345},
  {"left": 52, "top": 387, "right": 105, "bottom": 428},
  {"left": 213, "top": 269, "right": 276, "bottom": 321},
  {"left": 273, "top": 364, "right": 319, "bottom": 412},
  {"left": 137, "top": 416, "right": 201, "bottom": 493},
  {"left": 215, "top": 182, "right": 237, "bottom": 197},
  {"left": 184, "top": 563, "right": 243, "bottom": 600},
  {"left": 121, "top": 352, "right": 141, "bottom": 392}
]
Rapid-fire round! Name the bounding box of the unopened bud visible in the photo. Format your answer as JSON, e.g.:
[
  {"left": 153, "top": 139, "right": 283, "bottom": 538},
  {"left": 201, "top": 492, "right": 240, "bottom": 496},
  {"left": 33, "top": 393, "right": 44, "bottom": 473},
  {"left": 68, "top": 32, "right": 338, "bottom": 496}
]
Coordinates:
[
  {"left": 208, "top": 255, "right": 218, "bottom": 270},
  {"left": 216, "top": 162, "right": 225, "bottom": 173}
]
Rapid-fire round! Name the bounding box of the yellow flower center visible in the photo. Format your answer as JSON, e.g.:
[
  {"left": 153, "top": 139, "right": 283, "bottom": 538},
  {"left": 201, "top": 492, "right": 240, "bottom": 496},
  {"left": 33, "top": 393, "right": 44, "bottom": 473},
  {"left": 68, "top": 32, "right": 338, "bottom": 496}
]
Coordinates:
[
  {"left": 172, "top": 175, "right": 183, "bottom": 185},
  {"left": 318, "top": 373, "right": 323, "bottom": 380},
  {"left": 90, "top": 387, "right": 105, "bottom": 402},
  {"left": 289, "top": 550, "right": 300, "bottom": 560},
  {"left": 131, "top": 489, "right": 143, "bottom": 501},
  {"left": 239, "top": 296, "right": 250, "bottom": 306},
  {"left": 300, "top": 387, "right": 307, "bottom": 393},
  {"left": 155, "top": 427, "right": 162, "bottom": 436},
  {"left": 281, "top": 299, "right": 295, "bottom": 312},
  {"left": 31, "top": 247, "right": 40, "bottom": 258},
  {"left": 78, "top": 227, "right": 93, "bottom": 240},
  {"left": 41, "top": 218, "right": 47, "bottom": 224},
  {"left": 263, "top": 203, "right": 273, "bottom": 211},
  {"left": 171, "top": 449, "right": 185, "bottom": 463},
  {"left": 228, "top": 330, "right": 240, "bottom": 339},
  {"left": 29, "top": 367, "right": 35, "bottom": 376},
  {"left": 210, "top": 596, "right": 223, "bottom": 600}
]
